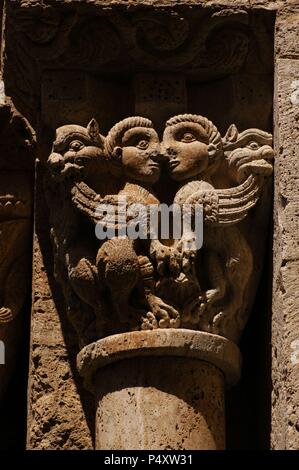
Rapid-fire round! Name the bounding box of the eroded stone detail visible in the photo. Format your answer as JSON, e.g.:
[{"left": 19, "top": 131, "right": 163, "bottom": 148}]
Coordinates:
[
  {"left": 5, "top": 3, "right": 273, "bottom": 125},
  {"left": 0, "top": 100, "right": 35, "bottom": 400},
  {"left": 46, "top": 114, "right": 273, "bottom": 348}
]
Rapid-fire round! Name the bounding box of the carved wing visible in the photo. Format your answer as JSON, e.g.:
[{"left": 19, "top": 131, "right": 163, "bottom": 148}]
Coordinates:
[
  {"left": 214, "top": 174, "right": 263, "bottom": 225},
  {"left": 187, "top": 175, "right": 263, "bottom": 226},
  {"left": 71, "top": 181, "right": 142, "bottom": 231},
  {"left": 71, "top": 182, "right": 110, "bottom": 224}
]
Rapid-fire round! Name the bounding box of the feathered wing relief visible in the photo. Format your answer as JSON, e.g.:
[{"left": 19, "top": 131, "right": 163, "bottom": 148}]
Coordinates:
[{"left": 46, "top": 115, "right": 273, "bottom": 348}]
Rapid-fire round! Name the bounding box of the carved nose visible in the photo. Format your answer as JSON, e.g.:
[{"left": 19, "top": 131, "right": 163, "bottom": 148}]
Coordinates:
[
  {"left": 160, "top": 144, "right": 172, "bottom": 159},
  {"left": 48, "top": 152, "right": 63, "bottom": 168},
  {"left": 261, "top": 146, "right": 274, "bottom": 161}
]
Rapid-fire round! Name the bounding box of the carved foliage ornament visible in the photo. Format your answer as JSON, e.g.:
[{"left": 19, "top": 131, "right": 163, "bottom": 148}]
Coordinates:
[
  {"left": 6, "top": 5, "right": 271, "bottom": 123},
  {"left": 45, "top": 114, "right": 273, "bottom": 347}
]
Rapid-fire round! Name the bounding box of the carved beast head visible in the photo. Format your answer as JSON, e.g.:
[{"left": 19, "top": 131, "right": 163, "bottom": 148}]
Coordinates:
[
  {"left": 223, "top": 124, "right": 274, "bottom": 183},
  {"left": 47, "top": 119, "right": 105, "bottom": 184}
]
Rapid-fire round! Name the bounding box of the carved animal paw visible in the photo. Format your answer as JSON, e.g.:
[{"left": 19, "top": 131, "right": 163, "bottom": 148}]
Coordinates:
[
  {"left": 0, "top": 307, "right": 13, "bottom": 323},
  {"left": 140, "top": 312, "right": 158, "bottom": 330},
  {"left": 147, "top": 295, "right": 180, "bottom": 328},
  {"left": 183, "top": 296, "right": 206, "bottom": 325},
  {"left": 205, "top": 288, "right": 223, "bottom": 307}
]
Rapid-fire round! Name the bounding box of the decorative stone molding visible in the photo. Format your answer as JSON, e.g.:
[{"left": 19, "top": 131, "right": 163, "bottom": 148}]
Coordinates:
[{"left": 4, "top": 2, "right": 273, "bottom": 126}]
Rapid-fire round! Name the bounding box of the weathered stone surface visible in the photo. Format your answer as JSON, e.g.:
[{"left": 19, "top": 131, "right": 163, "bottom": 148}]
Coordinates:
[
  {"left": 1, "top": 0, "right": 297, "bottom": 452},
  {"left": 77, "top": 329, "right": 242, "bottom": 389},
  {"left": 78, "top": 330, "right": 240, "bottom": 449},
  {"left": 9, "top": 0, "right": 281, "bottom": 8},
  {"left": 27, "top": 164, "right": 93, "bottom": 450},
  {"left": 95, "top": 357, "right": 225, "bottom": 450},
  {"left": 271, "top": 27, "right": 299, "bottom": 449},
  {"left": 45, "top": 114, "right": 273, "bottom": 351},
  {"left": 24, "top": 0, "right": 275, "bottom": 450},
  {"left": 276, "top": 9, "right": 299, "bottom": 59},
  {"left": 0, "top": 100, "right": 34, "bottom": 402}
]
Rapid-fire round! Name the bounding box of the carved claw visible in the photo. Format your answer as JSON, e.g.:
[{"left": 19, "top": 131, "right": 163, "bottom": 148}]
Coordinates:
[
  {"left": 183, "top": 296, "right": 206, "bottom": 325},
  {"left": 146, "top": 295, "right": 180, "bottom": 328},
  {"left": 140, "top": 312, "right": 158, "bottom": 330},
  {"left": 205, "top": 287, "right": 224, "bottom": 307},
  {"left": 0, "top": 307, "right": 13, "bottom": 323}
]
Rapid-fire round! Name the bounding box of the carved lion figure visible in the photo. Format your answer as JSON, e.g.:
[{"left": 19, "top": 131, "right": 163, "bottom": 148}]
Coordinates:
[{"left": 46, "top": 119, "right": 107, "bottom": 347}]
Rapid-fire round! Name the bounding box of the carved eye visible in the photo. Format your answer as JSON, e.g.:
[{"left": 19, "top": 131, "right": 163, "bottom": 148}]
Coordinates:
[
  {"left": 247, "top": 141, "right": 259, "bottom": 150},
  {"left": 181, "top": 133, "right": 196, "bottom": 143},
  {"left": 137, "top": 140, "right": 149, "bottom": 150},
  {"left": 70, "top": 140, "right": 84, "bottom": 151}
]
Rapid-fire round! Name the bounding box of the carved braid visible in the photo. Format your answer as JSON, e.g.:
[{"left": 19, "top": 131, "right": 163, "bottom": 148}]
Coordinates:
[
  {"left": 166, "top": 114, "right": 222, "bottom": 160},
  {"left": 105, "top": 116, "right": 154, "bottom": 158}
]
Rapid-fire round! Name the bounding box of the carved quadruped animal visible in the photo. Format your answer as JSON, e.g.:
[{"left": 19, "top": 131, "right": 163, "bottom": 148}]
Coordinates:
[
  {"left": 159, "top": 114, "right": 273, "bottom": 342},
  {"left": 46, "top": 119, "right": 108, "bottom": 347}
]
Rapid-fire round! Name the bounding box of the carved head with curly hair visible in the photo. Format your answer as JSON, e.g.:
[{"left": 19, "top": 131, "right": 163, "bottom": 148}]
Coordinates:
[
  {"left": 105, "top": 116, "right": 161, "bottom": 184},
  {"left": 162, "top": 114, "right": 223, "bottom": 181}
]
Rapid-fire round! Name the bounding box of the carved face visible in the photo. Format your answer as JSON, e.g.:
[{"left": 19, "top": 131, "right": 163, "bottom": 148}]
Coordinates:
[
  {"left": 162, "top": 122, "right": 210, "bottom": 181},
  {"left": 115, "top": 127, "right": 161, "bottom": 184},
  {"left": 48, "top": 120, "right": 105, "bottom": 188},
  {"left": 223, "top": 125, "right": 274, "bottom": 183}
]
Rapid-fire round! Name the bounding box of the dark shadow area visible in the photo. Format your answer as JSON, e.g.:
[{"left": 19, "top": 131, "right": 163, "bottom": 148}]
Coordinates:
[
  {"left": 0, "top": 296, "right": 31, "bottom": 450},
  {"left": 34, "top": 161, "right": 96, "bottom": 445},
  {"left": 226, "top": 216, "right": 273, "bottom": 449}
]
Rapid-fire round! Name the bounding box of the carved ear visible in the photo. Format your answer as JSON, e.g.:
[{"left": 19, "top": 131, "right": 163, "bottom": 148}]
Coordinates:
[
  {"left": 224, "top": 124, "right": 238, "bottom": 143},
  {"left": 87, "top": 118, "right": 100, "bottom": 140},
  {"left": 112, "top": 146, "right": 123, "bottom": 161}
]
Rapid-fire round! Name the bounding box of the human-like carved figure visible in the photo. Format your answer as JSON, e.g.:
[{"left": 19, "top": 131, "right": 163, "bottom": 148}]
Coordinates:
[
  {"left": 72, "top": 117, "right": 180, "bottom": 332},
  {"left": 158, "top": 114, "right": 273, "bottom": 341}
]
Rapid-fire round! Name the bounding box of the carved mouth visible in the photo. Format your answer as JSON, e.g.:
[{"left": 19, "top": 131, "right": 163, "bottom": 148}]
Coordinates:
[
  {"left": 169, "top": 160, "right": 180, "bottom": 169},
  {"left": 149, "top": 163, "right": 160, "bottom": 169}
]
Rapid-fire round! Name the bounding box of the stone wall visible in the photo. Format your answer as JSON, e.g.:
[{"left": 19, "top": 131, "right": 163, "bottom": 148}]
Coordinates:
[
  {"left": 0, "top": 0, "right": 298, "bottom": 450},
  {"left": 272, "top": 3, "right": 299, "bottom": 451}
]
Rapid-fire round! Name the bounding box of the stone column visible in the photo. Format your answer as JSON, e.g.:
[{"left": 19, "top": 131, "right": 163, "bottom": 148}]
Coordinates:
[{"left": 77, "top": 329, "right": 241, "bottom": 450}]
